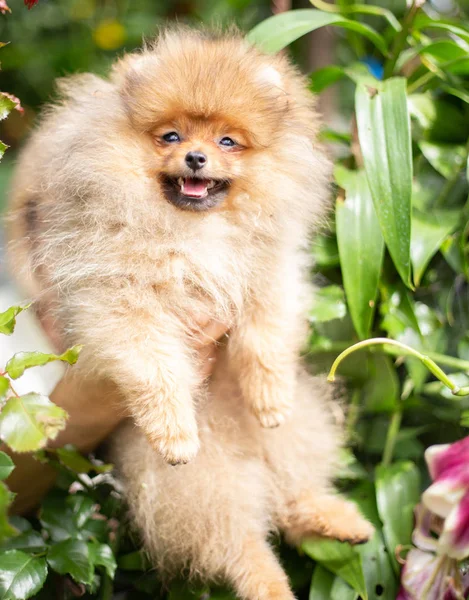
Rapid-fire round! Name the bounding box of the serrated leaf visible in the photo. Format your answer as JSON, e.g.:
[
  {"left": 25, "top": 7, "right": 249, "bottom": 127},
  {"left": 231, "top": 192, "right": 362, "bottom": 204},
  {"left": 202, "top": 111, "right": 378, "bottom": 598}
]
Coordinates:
[
  {"left": 247, "top": 9, "right": 387, "bottom": 55},
  {"left": 411, "top": 209, "right": 460, "bottom": 285},
  {"left": 335, "top": 167, "right": 384, "bottom": 339},
  {"left": 47, "top": 539, "right": 93, "bottom": 585},
  {"left": 0, "top": 452, "right": 14, "bottom": 480},
  {"left": 0, "top": 94, "right": 15, "bottom": 122},
  {"left": 302, "top": 538, "right": 367, "bottom": 600},
  {"left": 5, "top": 345, "right": 82, "bottom": 379},
  {"left": 0, "top": 393, "right": 68, "bottom": 452},
  {"left": 356, "top": 78, "right": 413, "bottom": 288},
  {"left": 0, "top": 550, "right": 47, "bottom": 600},
  {"left": 0, "top": 377, "right": 9, "bottom": 402},
  {"left": 56, "top": 445, "right": 113, "bottom": 475},
  {"left": 0, "top": 140, "right": 8, "bottom": 161},
  {"left": 1, "top": 531, "right": 47, "bottom": 553},
  {"left": 117, "top": 550, "right": 150, "bottom": 571},
  {"left": 0, "top": 482, "right": 16, "bottom": 541},
  {"left": 0, "top": 305, "right": 28, "bottom": 336},
  {"left": 67, "top": 494, "right": 95, "bottom": 529},
  {"left": 88, "top": 542, "right": 116, "bottom": 579},
  {"left": 309, "top": 285, "right": 347, "bottom": 323},
  {"left": 375, "top": 461, "right": 420, "bottom": 574}
]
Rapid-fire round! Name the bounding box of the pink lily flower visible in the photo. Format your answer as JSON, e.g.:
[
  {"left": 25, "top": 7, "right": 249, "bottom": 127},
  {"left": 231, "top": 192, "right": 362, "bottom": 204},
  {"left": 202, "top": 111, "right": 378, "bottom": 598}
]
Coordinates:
[
  {"left": 423, "top": 438, "right": 469, "bottom": 560},
  {"left": 398, "top": 505, "right": 469, "bottom": 599}
]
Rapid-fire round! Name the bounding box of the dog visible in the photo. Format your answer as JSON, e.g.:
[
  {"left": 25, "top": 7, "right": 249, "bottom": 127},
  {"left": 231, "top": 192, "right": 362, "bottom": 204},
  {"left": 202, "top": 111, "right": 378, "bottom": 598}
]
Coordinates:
[{"left": 7, "top": 27, "right": 332, "bottom": 465}]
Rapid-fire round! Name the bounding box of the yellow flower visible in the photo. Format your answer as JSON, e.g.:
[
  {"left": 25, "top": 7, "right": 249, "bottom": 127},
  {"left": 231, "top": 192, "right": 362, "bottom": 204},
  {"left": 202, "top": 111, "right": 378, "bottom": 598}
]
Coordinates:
[{"left": 93, "top": 19, "right": 126, "bottom": 51}]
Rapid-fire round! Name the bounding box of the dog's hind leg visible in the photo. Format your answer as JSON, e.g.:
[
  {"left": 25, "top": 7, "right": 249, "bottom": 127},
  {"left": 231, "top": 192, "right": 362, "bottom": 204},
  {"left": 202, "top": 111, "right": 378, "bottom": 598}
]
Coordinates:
[
  {"left": 224, "top": 534, "right": 295, "bottom": 600},
  {"left": 277, "top": 491, "right": 374, "bottom": 546}
]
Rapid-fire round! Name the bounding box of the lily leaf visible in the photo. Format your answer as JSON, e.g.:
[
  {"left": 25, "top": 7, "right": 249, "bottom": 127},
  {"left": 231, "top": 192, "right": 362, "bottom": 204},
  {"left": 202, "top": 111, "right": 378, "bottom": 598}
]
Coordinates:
[
  {"left": 356, "top": 78, "right": 413, "bottom": 288},
  {"left": 247, "top": 9, "right": 387, "bottom": 55},
  {"left": 302, "top": 538, "right": 367, "bottom": 600},
  {"left": 375, "top": 461, "right": 420, "bottom": 574},
  {"left": 411, "top": 209, "right": 460, "bottom": 285},
  {"left": 419, "top": 142, "right": 466, "bottom": 179},
  {"left": 335, "top": 167, "right": 384, "bottom": 339},
  {"left": 309, "top": 285, "right": 347, "bottom": 323}
]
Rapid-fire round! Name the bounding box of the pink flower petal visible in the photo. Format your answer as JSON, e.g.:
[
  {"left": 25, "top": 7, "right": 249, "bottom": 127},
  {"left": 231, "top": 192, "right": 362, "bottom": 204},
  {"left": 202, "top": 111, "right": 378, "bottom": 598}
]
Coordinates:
[
  {"left": 412, "top": 505, "right": 439, "bottom": 552},
  {"left": 425, "top": 438, "right": 469, "bottom": 487},
  {"left": 439, "top": 493, "right": 469, "bottom": 560},
  {"left": 423, "top": 480, "right": 466, "bottom": 519},
  {"left": 401, "top": 549, "right": 448, "bottom": 600}
]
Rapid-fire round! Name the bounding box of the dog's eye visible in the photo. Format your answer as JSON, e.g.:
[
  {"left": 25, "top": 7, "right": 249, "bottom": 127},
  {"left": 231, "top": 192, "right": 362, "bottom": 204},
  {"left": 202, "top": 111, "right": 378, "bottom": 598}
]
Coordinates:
[
  {"left": 162, "top": 132, "right": 181, "bottom": 143},
  {"left": 219, "top": 137, "right": 237, "bottom": 148}
]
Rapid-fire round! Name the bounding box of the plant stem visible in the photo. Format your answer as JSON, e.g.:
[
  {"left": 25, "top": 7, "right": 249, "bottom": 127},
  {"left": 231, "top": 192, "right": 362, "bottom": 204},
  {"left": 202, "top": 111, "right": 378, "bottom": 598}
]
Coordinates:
[
  {"left": 383, "top": 0, "right": 421, "bottom": 78},
  {"left": 382, "top": 407, "right": 402, "bottom": 467},
  {"left": 308, "top": 340, "right": 469, "bottom": 372},
  {"left": 327, "top": 338, "right": 469, "bottom": 396}
]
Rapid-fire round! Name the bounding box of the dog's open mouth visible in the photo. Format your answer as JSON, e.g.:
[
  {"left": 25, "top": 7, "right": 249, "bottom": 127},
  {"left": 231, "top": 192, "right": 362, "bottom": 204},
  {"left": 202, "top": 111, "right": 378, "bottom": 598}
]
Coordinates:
[{"left": 161, "top": 175, "right": 230, "bottom": 211}]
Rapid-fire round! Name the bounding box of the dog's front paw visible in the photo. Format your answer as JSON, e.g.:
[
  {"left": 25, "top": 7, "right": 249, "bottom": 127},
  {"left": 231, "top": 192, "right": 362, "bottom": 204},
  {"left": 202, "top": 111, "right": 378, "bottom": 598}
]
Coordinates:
[
  {"left": 150, "top": 430, "right": 200, "bottom": 465},
  {"left": 248, "top": 376, "right": 294, "bottom": 429},
  {"left": 254, "top": 405, "right": 292, "bottom": 428}
]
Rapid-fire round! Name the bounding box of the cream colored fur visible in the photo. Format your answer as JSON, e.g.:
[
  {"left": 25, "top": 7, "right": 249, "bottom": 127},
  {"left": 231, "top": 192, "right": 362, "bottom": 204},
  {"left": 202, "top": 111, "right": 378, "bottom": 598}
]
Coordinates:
[
  {"left": 7, "top": 28, "right": 332, "bottom": 464},
  {"left": 111, "top": 358, "right": 374, "bottom": 600}
]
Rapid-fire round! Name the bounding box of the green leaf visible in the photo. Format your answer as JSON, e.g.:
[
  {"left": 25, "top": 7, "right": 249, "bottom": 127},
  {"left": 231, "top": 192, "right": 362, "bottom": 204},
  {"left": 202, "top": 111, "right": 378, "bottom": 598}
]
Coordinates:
[
  {"left": 414, "top": 13, "right": 469, "bottom": 44},
  {"left": 88, "top": 542, "right": 116, "bottom": 579},
  {"left": 0, "top": 551, "right": 47, "bottom": 600},
  {"left": 310, "top": 66, "right": 345, "bottom": 94},
  {"left": 408, "top": 93, "right": 469, "bottom": 144},
  {"left": 356, "top": 78, "right": 413, "bottom": 288},
  {"left": 302, "top": 538, "right": 367, "bottom": 600},
  {"left": 0, "top": 393, "right": 68, "bottom": 452},
  {"left": 247, "top": 9, "right": 387, "bottom": 55},
  {"left": 47, "top": 539, "right": 93, "bottom": 585},
  {"left": 309, "top": 285, "right": 347, "bottom": 323},
  {"left": 0, "top": 452, "right": 14, "bottom": 480},
  {"left": 5, "top": 346, "right": 82, "bottom": 380},
  {"left": 310, "top": 564, "right": 358, "bottom": 600},
  {"left": 347, "top": 481, "right": 398, "bottom": 599},
  {"left": 0, "top": 377, "right": 9, "bottom": 402},
  {"left": 56, "top": 445, "right": 113, "bottom": 475},
  {"left": 0, "top": 305, "right": 28, "bottom": 336},
  {"left": 411, "top": 209, "right": 460, "bottom": 285},
  {"left": 375, "top": 461, "right": 420, "bottom": 574},
  {"left": 0, "top": 483, "right": 16, "bottom": 541},
  {"left": 335, "top": 167, "right": 384, "bottom": 339},
  {"left": 0, "top": 94, "right": 16, "bottom": 122},
  {"left": 361, "top": 355, "right": 399, "bottom": 413},
  {"left": 0, "top": 140, "right": 8, "bottom": 161},
  {"left": 117, "top": 550, "right": 150, "bottom": 571},
  {"left": 419, "top": 142, "right": 467, "bottom": 179},
  {"left": 1, "top": 531, "right": 47, "bottom": 553}
]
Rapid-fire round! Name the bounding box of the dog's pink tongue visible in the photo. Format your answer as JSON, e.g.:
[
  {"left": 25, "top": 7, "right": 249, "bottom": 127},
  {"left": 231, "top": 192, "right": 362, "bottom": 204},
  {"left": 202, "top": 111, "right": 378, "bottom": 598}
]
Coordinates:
[{"left": 182, "top": 178, "right": 208, "bottom": 198}]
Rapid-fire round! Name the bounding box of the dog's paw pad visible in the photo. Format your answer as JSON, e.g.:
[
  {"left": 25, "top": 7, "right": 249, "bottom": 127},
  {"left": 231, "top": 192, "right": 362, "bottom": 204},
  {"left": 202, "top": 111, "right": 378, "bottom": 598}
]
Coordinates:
[{"left": 154, "top": 433, "right": 200, "bottom": 465}]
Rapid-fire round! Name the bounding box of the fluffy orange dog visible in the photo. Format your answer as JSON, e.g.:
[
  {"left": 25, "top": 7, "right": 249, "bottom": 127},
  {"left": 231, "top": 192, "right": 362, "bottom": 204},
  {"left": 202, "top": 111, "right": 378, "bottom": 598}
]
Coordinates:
[
  {"left": 8, "top": 27, "right": 374, "bottom": 598},
  {"left": 8, "top": 27, "right": 331, "bottom": 465}
]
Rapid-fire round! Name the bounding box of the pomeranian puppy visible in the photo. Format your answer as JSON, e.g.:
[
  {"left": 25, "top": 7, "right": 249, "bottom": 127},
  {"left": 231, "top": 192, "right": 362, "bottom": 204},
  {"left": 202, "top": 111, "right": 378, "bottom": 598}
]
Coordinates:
[
  {"left": 7, "top": 28, "right": 332, "bottom": 465},
  {"left": 111, "top": 355, "right": 374, "bottom": 600}
]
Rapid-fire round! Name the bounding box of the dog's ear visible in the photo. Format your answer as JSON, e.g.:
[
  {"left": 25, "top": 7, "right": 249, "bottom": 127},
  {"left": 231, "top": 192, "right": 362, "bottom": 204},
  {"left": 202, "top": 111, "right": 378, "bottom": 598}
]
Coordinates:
[
  {"left": 257, "top": 65, "right": 283, "bottom": 90},
  {"left": 111, "top": 51, "right": 158, "bottom": 86}
]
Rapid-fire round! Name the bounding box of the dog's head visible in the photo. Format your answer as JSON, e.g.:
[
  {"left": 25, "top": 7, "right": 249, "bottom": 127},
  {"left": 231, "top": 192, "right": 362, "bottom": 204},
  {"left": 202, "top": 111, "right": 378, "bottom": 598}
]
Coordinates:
[{"left": 116, "top": 29, "right": 319, "bottom": 213}]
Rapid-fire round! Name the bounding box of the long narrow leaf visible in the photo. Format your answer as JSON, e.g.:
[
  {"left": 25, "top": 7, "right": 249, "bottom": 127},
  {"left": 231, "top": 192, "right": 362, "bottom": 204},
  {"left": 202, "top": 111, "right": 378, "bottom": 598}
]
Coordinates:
[
  {"left": 356, "top": 78, "right": 413, "bottom": 288},
  {"left": 247, "top": 9, "right": 387, "bottom": 55},
  {"left": 335, "top": 167, "right": 384, "bottom": 339}
]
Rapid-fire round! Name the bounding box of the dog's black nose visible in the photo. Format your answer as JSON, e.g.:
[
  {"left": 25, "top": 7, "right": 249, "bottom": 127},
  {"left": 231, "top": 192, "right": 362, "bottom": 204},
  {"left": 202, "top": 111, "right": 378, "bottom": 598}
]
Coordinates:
[{"left": 185, "top": 151, "right": 207, "bottom": 171}]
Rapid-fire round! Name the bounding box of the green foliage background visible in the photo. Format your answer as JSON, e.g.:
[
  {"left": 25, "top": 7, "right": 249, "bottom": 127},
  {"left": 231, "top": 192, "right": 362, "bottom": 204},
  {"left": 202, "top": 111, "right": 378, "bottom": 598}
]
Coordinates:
[{"left": 1, "top": 0, "right": 469, "bottom": 598}]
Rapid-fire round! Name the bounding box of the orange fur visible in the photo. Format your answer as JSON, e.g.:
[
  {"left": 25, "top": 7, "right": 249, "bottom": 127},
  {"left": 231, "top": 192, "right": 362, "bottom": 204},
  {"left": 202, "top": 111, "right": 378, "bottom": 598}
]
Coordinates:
[
  {"left": 111, "top": 361, "right": 374, "bottom": 599},
  {"left": 7, "top": 27, "right": 331, "bottom": 464}
]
